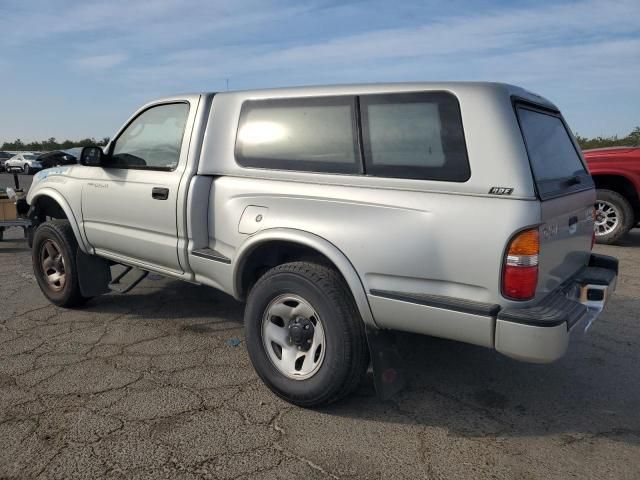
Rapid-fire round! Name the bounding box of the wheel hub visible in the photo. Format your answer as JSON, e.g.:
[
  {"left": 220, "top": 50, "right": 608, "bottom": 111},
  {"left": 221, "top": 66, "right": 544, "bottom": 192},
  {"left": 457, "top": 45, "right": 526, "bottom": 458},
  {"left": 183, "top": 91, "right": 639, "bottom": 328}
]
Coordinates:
[
  {"left": 261, "top": 294, "right": 326, "bottom": 380},
  {"left": 288, "top": 316, "right": 315, "bottom": 351},
  {"left": 40, "top": 239, "right": 66, "bottom": 292}
]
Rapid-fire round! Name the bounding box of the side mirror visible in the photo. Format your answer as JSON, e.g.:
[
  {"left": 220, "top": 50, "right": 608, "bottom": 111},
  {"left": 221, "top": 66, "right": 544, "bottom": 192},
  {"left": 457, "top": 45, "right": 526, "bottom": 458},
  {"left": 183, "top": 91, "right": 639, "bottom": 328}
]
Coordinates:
[{"left": 80, "top": 146, "right": 105, "bottom": 166}]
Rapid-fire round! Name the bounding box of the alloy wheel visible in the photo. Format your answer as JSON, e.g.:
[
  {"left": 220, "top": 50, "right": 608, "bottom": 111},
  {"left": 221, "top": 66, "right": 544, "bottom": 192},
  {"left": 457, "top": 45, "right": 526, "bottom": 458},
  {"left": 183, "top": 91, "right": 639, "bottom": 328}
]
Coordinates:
[{"left": 594, "top": 200, "right": 620, "bottom": 236}]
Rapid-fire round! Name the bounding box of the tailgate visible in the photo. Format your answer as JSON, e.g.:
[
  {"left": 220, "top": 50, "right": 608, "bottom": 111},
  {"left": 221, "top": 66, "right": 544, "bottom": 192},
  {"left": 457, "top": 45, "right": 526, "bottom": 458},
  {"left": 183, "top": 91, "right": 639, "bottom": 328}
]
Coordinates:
[
  {"left": 515, "top": 102, "right": 596, "bottom": 298},
  {"left": 537, "top": 189, "right": 595, "bottom": 297}
]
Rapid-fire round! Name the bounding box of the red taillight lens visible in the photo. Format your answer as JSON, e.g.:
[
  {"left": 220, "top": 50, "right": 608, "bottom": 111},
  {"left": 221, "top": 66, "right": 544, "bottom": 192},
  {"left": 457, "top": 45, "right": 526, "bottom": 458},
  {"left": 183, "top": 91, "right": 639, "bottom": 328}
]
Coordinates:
[
  {"left": 503, "top": 265, "right": 538, "bottom": 299},
  {"left": 502, "top": 228, "right": 539, "bottom": 300}
]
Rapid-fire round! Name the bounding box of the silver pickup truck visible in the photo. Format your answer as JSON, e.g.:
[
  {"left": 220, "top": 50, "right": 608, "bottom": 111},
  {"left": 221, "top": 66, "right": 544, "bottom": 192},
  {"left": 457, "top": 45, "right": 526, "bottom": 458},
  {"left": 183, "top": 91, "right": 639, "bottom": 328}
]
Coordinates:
[{"left": 26, "top": 82, "right": 618, "bottom": 406}]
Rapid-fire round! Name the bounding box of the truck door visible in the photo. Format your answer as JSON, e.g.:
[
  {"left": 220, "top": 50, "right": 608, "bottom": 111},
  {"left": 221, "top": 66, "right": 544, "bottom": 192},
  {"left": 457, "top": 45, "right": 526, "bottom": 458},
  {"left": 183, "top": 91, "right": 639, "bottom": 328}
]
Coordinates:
[{"left": 81, "top": 101, "right": 193, "bottom": 273}]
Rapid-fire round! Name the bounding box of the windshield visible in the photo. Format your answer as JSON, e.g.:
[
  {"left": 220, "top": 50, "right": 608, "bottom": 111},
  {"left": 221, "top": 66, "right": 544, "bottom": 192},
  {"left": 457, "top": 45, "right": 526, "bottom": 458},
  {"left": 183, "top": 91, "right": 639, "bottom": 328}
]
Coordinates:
[
  {"left": 516, "top": 104, "right": 591, "bottom": 199},
  {"left": 64, "top": 147, "right": 82, "bottom": 158}
]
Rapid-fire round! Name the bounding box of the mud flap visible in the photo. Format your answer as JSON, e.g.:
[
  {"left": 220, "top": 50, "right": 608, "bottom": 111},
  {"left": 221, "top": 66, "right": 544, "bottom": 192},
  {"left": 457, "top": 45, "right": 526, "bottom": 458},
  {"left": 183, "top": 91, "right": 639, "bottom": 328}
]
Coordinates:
[
  {"left": 365, "top": 326, "right": 407, "bottom": 401},
  {"left": 77, "top": 250, "right": 112, "bottom": 297}
]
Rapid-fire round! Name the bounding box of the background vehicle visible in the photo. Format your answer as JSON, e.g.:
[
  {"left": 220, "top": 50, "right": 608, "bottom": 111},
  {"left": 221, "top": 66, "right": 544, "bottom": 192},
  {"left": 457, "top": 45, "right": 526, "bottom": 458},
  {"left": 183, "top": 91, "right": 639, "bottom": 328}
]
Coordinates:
[
  {"left": 0, "top": 151, "right": 14, "bottom": 172},
  {"left": 37, "top": 149, "right": 78, "bottom": 170},
  {"left": 26, "top": 83, "right": 617, "bottom": 406},
  {"left": 5, "top": 153, "right": 43, "bottom": 174},
  {"left": 584, "top": 146, "right": 640, "bottom": 244}
]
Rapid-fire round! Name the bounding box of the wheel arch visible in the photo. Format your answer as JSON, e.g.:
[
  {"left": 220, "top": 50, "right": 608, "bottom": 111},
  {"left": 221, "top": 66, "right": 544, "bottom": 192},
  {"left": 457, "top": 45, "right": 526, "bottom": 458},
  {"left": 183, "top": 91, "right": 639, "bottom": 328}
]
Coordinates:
[
  {"left": 29, "top": 190, "right": 90, "bottom": 253},
  {"left": 592, "top": 174, "right": 640, "bottom": 218},
  {"left": 233, "top": 228, "right": 377, "bottom": 328}
]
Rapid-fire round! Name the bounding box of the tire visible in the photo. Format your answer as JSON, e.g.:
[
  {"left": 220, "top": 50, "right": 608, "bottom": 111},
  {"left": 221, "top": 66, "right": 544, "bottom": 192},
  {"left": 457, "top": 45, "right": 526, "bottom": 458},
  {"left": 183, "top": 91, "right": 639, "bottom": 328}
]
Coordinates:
[
  {"left": 32, "top": 220, "right": 88, "bottom": 307},
  {"left": 245, "top": 261, "right": 369, "bottom": 407},
  {"left": 594, "top": 189, "right": 634, "bottom": 245},
  {"left": 23, "top": 165, "right": 30, "bottom": 174}
]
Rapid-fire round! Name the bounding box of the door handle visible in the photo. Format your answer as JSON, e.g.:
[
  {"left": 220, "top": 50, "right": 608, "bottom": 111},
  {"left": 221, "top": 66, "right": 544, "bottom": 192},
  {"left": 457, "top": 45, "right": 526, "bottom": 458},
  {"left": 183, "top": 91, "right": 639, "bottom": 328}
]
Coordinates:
[{"left": 152, "top": 187, "right": 169, "bottom": 200}]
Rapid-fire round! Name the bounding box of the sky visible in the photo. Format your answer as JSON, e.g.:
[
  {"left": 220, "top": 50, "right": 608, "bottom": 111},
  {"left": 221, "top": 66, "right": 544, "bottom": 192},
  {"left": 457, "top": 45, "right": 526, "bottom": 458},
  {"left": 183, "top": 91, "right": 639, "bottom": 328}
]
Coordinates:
[{"left": 1, "top": 0, "right": 639, "bottom": 143}]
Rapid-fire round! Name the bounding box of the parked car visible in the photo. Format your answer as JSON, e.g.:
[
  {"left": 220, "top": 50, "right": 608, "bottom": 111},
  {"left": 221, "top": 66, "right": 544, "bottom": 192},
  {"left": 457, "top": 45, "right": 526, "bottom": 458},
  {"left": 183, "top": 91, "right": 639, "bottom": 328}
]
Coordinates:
[
  {"left": 37, "top": 150, "right": 78, "bottom": 170},
  {"left": 5, "top": 153, "right": 43, "bottom": 174},
  {"left": 26, "top": 83, "right": 618, "bottom": 406},
  {"left": 0, "top": 151, "right": 14, "bottom": 172},
  {"left": 583, "top": 146, "right": 640, "bottom": 244}
]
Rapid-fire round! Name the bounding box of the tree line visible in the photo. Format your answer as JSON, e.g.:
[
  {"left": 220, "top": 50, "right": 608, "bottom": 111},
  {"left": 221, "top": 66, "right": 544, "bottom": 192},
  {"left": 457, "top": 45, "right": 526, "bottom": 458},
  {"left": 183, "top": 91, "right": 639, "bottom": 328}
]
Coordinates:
[
  {"left": 0, "top": 137, "right": 110, "bottom": 152},
  {"left": 1, "top": 126, "right": 638, "bottom": 153},
  {"left": 575, "top": 126, "right": 639, "bottom": 150}
]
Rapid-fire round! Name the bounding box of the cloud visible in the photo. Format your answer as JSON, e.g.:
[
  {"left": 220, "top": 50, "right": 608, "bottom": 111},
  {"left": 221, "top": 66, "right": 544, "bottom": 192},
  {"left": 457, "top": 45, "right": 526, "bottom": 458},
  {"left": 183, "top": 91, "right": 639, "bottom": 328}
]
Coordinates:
[
  {"left": 0, "top": 0, "right": 638, "bottom": 138},
  {"left": 114, "top": 0, "right": 640, "bottom": 90},
  {"left": 0, "top": 0, "right": 317, "bottom": 49},
  {"left": 72, "top": 53, "right": 128, "bottom": 71}
]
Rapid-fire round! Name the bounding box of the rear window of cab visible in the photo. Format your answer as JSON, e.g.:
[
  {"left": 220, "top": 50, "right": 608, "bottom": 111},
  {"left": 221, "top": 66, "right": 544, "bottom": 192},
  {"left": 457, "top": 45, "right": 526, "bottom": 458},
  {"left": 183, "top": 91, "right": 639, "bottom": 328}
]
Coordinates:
[{"left": 235, "top": 92, "right": 470, "bottom": 182}]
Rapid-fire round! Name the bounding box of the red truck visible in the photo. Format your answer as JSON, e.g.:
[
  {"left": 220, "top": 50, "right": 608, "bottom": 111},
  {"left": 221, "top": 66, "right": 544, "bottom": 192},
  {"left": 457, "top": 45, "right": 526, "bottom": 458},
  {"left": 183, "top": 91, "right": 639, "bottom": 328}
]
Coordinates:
[{"left": 584, "top": 146, "right": 640, "bottom": 244}]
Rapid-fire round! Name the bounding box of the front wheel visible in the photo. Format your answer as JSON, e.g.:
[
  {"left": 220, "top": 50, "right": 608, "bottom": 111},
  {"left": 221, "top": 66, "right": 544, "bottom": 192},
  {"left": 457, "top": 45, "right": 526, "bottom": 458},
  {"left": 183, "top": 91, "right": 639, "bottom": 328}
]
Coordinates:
[
  {"left": 244, "top": 261, "right": 369, "bottom": 407},
  {"left": 594, "top": 189, "right": 634, "bottom": 244},
  {"left": 32, "top": 220, "right": 88, "bottom": 307}
]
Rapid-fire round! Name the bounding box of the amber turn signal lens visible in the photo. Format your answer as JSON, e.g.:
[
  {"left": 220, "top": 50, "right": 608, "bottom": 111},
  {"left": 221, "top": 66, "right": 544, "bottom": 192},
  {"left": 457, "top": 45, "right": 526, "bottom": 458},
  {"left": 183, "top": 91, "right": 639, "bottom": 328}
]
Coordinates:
[{"left": 507, "top": 229, "right": 539, "bottom": 256}]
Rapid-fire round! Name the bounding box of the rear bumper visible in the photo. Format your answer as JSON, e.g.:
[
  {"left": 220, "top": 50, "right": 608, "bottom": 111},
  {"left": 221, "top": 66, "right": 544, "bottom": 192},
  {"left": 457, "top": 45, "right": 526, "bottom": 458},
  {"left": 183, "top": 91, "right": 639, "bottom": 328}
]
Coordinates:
[{"left": 495, "top": 253, "right": 618, "bottom": 363}]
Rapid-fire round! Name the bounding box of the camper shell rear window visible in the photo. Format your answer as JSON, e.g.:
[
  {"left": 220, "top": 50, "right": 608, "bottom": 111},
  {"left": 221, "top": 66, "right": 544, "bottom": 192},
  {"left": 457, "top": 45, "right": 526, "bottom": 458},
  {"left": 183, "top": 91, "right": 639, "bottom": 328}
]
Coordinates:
[{"left": 515, "top": 102, "right": 593, "bottom": 200}]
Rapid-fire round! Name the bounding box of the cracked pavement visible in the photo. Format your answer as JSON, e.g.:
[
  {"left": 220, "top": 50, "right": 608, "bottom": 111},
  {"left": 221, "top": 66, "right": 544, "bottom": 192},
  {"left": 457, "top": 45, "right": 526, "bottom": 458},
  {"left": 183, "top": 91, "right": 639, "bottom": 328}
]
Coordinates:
[{"left": 1, "top": 196, "right": 639, "bottom": 477}]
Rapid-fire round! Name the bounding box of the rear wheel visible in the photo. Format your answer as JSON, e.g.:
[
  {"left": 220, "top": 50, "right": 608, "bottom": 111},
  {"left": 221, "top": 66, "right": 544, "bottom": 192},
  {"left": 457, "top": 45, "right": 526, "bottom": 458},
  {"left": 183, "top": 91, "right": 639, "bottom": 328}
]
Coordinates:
[
  {"left": 23, "top": 165, "right": 31, "bottom": 175},
  {"left": 244, "top": 261, "right": 368, "bottom": 407},
  {"left": 594, "top": 189, "right": 634, "bottom": 244},
  {"left": 32, "top": 220, "right": 88, "bottom": 307}
]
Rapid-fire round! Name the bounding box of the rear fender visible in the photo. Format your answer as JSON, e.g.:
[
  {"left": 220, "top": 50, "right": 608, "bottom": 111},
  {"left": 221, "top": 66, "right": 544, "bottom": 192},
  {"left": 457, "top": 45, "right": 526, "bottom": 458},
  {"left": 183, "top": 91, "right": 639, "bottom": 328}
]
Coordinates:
[{"left": 233, "top": 228, "right": 377, "bottom": 328}]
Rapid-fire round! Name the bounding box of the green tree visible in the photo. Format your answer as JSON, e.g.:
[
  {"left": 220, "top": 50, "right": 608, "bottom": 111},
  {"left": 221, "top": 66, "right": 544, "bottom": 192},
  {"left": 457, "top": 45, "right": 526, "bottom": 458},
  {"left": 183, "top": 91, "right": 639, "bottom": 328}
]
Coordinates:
[
  {"left": 1, "top": 137, "right": 109, "bottom": 151},
  {"left": 575, "top": 126, "right": 640, "bottom": 150},
  {"left": 628, "top": 127, "right": 640, "bottom": 146}
]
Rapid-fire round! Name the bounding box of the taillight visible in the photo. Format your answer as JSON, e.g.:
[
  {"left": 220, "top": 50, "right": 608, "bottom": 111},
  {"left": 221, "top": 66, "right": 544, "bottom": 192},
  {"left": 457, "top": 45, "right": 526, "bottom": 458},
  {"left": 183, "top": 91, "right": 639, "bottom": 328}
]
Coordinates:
[{"left": 502, "top": 228, "right": 539, "bottom": 300}]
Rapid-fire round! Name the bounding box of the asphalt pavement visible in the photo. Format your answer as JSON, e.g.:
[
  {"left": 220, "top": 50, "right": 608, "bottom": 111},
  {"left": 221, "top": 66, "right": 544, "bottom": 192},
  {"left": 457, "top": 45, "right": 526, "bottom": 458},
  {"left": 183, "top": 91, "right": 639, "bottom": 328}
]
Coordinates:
[{"left": 1, "top": 176, "right": 639, "bottom": 479}]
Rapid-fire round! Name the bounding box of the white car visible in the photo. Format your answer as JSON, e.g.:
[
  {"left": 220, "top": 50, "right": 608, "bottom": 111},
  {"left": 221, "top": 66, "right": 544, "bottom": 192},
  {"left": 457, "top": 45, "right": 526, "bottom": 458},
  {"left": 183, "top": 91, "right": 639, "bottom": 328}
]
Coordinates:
[{"left": 5, "top": 153, "right": 43, "bottom": 174}]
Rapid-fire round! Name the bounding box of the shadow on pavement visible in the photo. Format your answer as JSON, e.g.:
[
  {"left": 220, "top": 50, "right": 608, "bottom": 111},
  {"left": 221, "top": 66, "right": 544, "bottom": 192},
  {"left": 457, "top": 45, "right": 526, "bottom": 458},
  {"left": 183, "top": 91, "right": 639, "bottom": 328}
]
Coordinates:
[
  {"left": 88, "top": 275, "right": 640, "bottom": 446},
  {"left": 83, "top": 279, "right": 245, "bottom": 324},
  {"left": 329, "top": 322, "right": 640, "bottom": 445},
  {"left": 614, "top": 228, "right": 640, "bottom": 247}
]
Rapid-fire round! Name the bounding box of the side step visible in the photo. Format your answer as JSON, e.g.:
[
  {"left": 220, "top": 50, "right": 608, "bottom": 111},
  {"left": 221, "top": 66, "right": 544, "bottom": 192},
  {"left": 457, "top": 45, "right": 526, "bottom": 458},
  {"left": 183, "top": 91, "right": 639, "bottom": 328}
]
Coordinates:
[
  {"left": 191, "top": 247, "right": 231, "bottom": 264},
  {"left": 109, "top": 266, "right": 148, "bottom": 293}
]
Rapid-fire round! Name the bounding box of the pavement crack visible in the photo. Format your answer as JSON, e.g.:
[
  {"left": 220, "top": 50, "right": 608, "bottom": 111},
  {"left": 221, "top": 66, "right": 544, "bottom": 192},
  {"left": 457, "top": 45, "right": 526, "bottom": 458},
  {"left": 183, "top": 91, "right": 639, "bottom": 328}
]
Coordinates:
[{"left": 277, "top": 446, "right": 341, "bottom": 479}]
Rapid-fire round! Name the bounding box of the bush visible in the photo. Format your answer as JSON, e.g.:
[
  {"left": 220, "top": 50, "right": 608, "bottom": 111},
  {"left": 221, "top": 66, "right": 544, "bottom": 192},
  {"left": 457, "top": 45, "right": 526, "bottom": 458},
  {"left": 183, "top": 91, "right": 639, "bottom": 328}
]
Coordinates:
[
  {"left": 575, "top": 127, "right": 639, "bottom": 150},
  {"left": 1, "top": 137, "right": 110, "bottom": 151}
]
